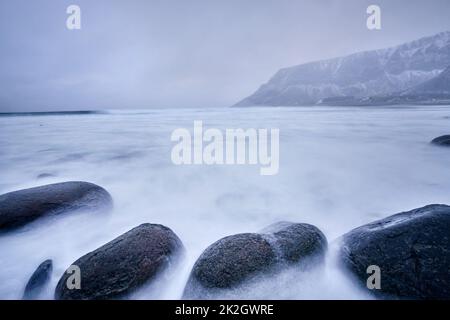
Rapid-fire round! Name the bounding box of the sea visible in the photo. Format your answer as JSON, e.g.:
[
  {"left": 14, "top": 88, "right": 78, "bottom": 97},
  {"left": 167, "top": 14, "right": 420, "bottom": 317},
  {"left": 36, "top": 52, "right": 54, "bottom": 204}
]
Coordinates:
[{"left": 0, "top": 105, "right": 449, "bottom": 299}]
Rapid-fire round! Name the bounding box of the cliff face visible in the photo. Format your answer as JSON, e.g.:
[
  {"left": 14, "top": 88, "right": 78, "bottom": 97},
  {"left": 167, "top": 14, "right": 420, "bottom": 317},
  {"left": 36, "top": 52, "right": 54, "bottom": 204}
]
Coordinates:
[{"left": 235, "top": 31, "right": 450, "bottom": 107}]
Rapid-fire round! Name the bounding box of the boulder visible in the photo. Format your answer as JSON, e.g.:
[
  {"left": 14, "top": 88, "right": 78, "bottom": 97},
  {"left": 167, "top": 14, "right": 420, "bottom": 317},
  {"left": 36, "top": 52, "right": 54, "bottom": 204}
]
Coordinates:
[
  {"left": 431, "top": 135, "right": 450, "bottom": 146},
  {"left": 183, "top": 222, "right": 327, "bottom": 299},
  {"left": 339, "top": 204, "right": 450, "bottom": 299},
  {"left": 22, "top": 259, "right": 53, "bottom": 300},
  {"left": 0, "top": 181, "right": 113, "bottom": 232},
  {"left": 184, "top": 233, "right": 277, "bottom": 299},
  {"left": 36, "top": 173, "right": 56, "bottom": 179},
  {"left": 55, "top": 223, "right": 184, "bottom": 300},
  {"left": 262, "top": 222, "right": 327, "bottom": 265}
]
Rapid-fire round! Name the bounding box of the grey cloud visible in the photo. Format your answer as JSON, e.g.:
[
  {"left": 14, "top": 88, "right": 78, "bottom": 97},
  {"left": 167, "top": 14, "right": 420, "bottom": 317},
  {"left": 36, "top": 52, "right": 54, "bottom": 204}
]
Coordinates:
[{"left": 1, "top": 0, "right": 450, "bottom": 111}]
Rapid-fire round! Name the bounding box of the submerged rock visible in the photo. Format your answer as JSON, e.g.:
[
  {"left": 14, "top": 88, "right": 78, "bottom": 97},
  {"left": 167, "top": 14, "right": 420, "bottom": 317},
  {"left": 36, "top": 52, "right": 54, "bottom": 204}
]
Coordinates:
[
  {"left": 55, "top": 223, "right": 184, "bottom": 300},
  {"left": 36, "top": 173, "right": 56, "bottom": 179},
  {"left": 340, "top": 204, "right": 450, "bottom": 299},
  {"left": 0, "top": 181, "right": 112, "bottom": 232},
  {"left": 23, "top": 259, "right": 53, "bottom": 300},
  {"left": 183, "top": 222, "right": 327, "bottom": 299},
  {"left": 431, "top": 135, "right": 450, "bottom": 146}
]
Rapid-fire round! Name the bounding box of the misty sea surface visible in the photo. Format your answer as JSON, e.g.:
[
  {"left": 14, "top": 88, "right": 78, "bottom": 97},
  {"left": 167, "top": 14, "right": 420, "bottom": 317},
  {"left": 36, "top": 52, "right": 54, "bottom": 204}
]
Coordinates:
[{"left": 0, "top": 106, "right": 450, "bottom": 300}]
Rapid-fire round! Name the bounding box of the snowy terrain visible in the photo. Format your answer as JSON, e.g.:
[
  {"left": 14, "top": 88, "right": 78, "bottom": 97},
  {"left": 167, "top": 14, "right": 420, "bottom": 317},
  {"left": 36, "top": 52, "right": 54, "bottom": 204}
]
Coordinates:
[{"left": 236, "top": 31, "right": 450, "bottom": 106}]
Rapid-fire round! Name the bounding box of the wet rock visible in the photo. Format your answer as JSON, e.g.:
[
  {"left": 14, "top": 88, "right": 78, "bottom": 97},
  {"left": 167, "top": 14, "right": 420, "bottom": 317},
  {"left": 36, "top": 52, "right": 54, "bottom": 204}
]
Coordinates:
[
  {"left": 431, "top": 135, "right": 450, "bottom": 146},
  {"left": 0, "top": 181, "right": 113, "bottom": 232},
  {"left": 183, "top": 222, "right": 327, "bottom": 299},
  {"left": 263, "top": 222, "right": 328, "bottom": 265},
  {"left": 184, "top": 233, "right": 277, "bottom": 299},
  {"left": 23, "top": 259, "right": 53, "bottom": 300},
  {"left": 36, "top": 173, "right": 55, "bottom": 179},
  {"left": 339, "top": 204, "right": 450, "bottom": 299},
  {"left": 55, "top": 223, "right": 184, "bottom": 300}
]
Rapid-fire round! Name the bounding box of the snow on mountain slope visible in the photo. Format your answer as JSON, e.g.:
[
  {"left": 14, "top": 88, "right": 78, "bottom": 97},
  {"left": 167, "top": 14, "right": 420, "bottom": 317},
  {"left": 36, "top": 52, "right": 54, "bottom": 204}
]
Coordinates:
[
  {"left": 235, "top": 31, "right": 450, "bottom": 106},
  {"left": 406, "top": 65, "right": 450, "bottom": 94}
]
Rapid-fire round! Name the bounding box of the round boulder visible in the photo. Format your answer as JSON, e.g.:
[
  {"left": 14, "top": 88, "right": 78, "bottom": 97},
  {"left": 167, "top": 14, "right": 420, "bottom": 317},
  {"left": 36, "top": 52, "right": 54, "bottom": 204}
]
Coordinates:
[
  {"left": 0, "top": 181, "right": 113, "bottom": 232},
  {"left": 184, "top": 233, "right": 276, "bottom": 298},
  {"left": 55, "top": 223, "right": 184, "bottom": 300},
  {"left": 262, "top": 221, "right": 328, "bottom": 265},
  {"left": 431, "top": 135, "right": 450, "bottom": 146},
  {"left": 183, "top": 222, "right": 327, "bottom": 299},
  {"left": 339, "top": 204, "right": 450, "bottom": 299}
]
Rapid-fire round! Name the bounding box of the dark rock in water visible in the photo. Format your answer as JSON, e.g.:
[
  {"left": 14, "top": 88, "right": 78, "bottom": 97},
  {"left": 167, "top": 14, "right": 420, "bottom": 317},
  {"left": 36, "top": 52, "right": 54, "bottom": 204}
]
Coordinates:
[
  {"left": 185, "top": 233, "right": 277, "bottom": 297},
  {"left": 183, "top": 222, "right": 327, "bottom": 299},
  {"left": 55, "top": 223, "right": 184, "bottom": 300},
  {"left": 23, "top": 259, "right": 53, "bottom": 300},
  {"left": 0, "top": 181, "right": 113, "bottom": 232},
  {"left": 340, "top": 204, "right": 450, "bottom": 299},
  {"left": 431, "top": 135, "right": 450, "bottom": 146},
  {"left": 262, "top": 222, "right": 327, "bottom": 265},
  {"left": 36, "top": 173, "right": 56, "bottom": 179}
]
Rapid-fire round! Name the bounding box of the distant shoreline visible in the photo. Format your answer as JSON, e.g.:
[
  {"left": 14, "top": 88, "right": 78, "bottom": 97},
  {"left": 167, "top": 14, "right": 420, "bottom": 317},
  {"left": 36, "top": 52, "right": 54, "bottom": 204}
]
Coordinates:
[{"left": 0, "top": 110, "right": 104, "bottom": 117}]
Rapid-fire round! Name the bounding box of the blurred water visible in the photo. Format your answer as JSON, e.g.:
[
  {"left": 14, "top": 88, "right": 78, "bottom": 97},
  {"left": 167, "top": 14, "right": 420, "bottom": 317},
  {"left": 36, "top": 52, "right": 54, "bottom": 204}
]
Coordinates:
[{"left": 0, "top": 106, "right": 449, "bottom": 299}]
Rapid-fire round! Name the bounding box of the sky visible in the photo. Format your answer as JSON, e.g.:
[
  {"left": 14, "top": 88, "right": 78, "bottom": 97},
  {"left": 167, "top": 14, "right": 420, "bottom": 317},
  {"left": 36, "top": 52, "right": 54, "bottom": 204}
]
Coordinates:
[{"left": 1, "top": 0, "right": 450, "bottom": 112}]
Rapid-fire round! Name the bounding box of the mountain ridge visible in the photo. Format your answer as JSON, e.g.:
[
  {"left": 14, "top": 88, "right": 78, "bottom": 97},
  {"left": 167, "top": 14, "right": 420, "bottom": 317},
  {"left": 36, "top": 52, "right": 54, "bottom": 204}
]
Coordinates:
[{"left": 235, "top": 31, "right": 450, "bottom": 107}]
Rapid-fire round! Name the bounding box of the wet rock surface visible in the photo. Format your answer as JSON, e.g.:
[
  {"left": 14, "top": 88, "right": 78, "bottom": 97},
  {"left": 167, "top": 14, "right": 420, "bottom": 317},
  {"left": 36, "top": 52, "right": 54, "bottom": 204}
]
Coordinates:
[
  {"left": 340, "top": 204, "right": 450, "bottom": 299},
  {"left": 431, "top": 135, "right": 450, "bottom": 146},
  {"left": 55, "top": 223, "right": 184, "bottom": 300},
  {"left": 0, "top": 181, "right": 113, "bottom": 232},
  {"left": 22, "top": 259, "right": 53, "bottom": 300},
  {"left": 183, "top": 222, "right": 327, "bottom": 299},
  {"left": 263, "top": 222, "right": 328, "bottom": 264}
]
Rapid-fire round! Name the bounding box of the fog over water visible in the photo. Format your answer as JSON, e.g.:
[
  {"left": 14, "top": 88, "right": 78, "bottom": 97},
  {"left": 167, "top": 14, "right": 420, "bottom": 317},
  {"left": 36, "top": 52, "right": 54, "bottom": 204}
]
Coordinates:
[
  {"left": 0, "top": 106, "right": 449, "bottom": 299},
  {"left": 1, "top": 0, "right": 450, "bottom": 111}
]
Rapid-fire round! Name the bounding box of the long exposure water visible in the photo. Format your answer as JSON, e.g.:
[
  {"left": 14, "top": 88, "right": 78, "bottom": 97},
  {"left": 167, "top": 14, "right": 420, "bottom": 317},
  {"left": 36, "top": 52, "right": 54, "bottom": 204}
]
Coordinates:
[{"left": 1, "top": 106, "right": 449, "bottom": 299}]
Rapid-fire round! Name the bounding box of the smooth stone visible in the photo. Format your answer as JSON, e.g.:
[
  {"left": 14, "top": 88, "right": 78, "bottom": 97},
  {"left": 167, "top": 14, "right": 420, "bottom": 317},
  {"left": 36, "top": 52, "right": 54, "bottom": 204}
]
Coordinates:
[
  {"left": 0, "top": 181, "right": 113, "bottom": 232},
  {"left": 22, "top": 259, "right": 53, "bottom": 300},
  {"left": 183, "top": 222, "right": 327, "bottom": 299},
  {"left": 339, "top": 204, "right": 450, "bottom": 299},
  {"left": 55, "top": 223, "right": 184, "bottom": 300},
  {"left": 431, "top": 135, "right": 450, "bottom": 146}
]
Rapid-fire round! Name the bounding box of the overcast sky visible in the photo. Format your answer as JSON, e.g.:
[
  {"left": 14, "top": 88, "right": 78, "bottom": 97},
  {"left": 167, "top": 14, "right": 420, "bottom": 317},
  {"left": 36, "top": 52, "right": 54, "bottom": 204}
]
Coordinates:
[{"left": 1, "top": 0, "right": 450, "bottom": 111}]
